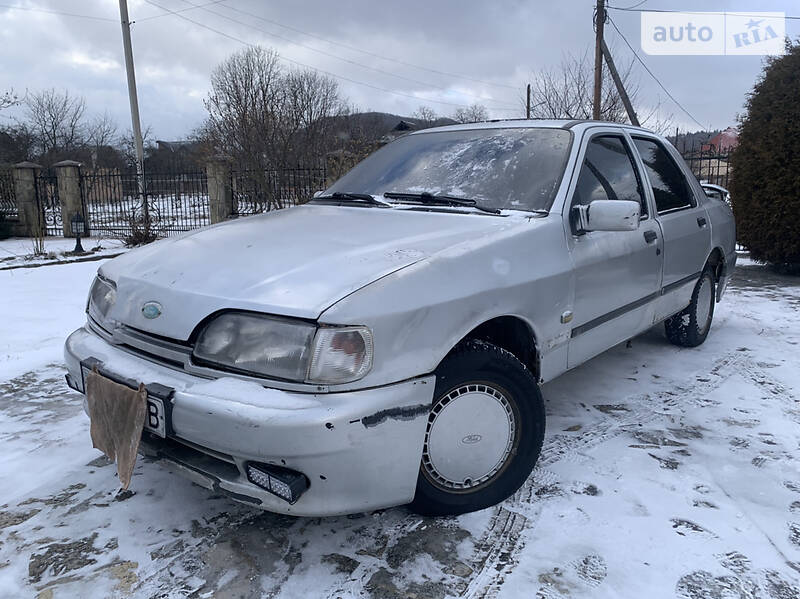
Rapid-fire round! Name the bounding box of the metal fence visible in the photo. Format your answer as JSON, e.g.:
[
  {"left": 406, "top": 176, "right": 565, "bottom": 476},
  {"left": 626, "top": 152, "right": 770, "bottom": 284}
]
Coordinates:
[
  {"left": 675, "top": 138, "right": 732, "bottom": 189},
  {"left": 0, "top": 165, "right": 326, "bottom": 238},
  {"left": 231, "top": 167, "right": 327, "bottom": 215},
  {"left": 81, "top": 168, "right": 210, "bottom": 237},
  {"left": 0, "top": 168, "right": 16, "bottom": 218}
]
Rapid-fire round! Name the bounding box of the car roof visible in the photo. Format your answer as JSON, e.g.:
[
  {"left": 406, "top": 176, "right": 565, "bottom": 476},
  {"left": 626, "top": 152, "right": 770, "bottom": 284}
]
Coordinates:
[{"left": 409, "top": 118, "right": 658, "bottom": 136}]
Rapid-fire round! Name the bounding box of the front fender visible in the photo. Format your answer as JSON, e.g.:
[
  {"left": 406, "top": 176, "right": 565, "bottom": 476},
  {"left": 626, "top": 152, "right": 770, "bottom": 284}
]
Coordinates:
[{"left": 320, "top": 217, "right": 573, "bottom": 389}]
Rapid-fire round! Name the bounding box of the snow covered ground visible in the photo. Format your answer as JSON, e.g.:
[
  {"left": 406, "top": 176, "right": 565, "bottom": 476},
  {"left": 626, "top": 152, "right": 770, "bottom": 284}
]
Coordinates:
[
  {"left": 0, "top": 236, "right": 126, "bottom": 270},
  {"left": 0, "top": 258, "right": 798, "bottom": 598}
]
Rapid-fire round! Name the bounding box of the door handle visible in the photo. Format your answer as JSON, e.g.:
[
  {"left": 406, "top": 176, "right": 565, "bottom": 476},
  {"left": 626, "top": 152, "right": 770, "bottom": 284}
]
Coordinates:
[
  {"left": 643, "top": 230, "right": 658, "bottom": 243},
  {"left": 697, "top": 216, "right": 707, "bottom": 227}
]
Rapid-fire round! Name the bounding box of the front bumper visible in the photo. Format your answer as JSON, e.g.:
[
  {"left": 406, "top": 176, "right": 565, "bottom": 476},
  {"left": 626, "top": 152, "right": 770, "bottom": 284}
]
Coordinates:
[{"left": 64, "top": 326, "right": 435, "bottom": 516}]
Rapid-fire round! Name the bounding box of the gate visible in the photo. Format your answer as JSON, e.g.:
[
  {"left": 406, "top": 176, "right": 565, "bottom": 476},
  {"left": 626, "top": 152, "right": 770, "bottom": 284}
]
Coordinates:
[{"left": 35, "top": 169, "right": 62, "bottom": 236}]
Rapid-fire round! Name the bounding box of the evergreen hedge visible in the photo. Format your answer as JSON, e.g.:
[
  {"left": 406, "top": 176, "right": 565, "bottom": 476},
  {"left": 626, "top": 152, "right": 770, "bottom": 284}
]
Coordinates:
[{"left": 730, "top": 41, "right": 800, "bottom": 270}]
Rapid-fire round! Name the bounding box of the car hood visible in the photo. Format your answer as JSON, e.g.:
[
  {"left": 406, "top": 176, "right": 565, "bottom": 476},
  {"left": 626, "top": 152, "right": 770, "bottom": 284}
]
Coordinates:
[{"left": 100, "top": 205, "right": 521, "bottom": 340}]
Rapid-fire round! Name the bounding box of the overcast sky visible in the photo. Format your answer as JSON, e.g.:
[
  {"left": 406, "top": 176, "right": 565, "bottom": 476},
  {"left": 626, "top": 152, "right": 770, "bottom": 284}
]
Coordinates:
[{"left": 1, "top": 0, "right": 797, "bottom": 140}]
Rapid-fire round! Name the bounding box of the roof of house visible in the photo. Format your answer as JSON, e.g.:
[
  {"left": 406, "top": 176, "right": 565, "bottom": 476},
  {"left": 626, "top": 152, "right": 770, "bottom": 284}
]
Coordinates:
[{"left": 701, "top": 127, "right": 738, "bottom": 152}]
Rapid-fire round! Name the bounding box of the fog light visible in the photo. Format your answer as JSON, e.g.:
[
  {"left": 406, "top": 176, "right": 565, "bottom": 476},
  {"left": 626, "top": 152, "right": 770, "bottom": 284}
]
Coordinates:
[{"left": 246, "top": 463, "right": 309, "bottom": 504}]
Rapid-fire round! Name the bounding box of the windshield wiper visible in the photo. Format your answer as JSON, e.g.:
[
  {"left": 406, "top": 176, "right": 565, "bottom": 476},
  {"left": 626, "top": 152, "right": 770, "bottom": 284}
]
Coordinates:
[
  {"left": 383, "top": 192, "right": 501, "bottom": 215},
  {"left": 310, "top": 192, "right": 391, "bottom": 207}
]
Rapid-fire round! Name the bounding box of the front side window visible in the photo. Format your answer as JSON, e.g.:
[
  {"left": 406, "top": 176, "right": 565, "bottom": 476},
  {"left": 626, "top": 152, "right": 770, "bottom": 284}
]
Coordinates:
[
  {"left": 633, "top": 137, "right": 694, "bottom": 214},
  {"left": 326, "top": 128, "right": 572, "bottom": 212},
  {"left": 572, "top": 135, "right": 646, "bottom": 215}
]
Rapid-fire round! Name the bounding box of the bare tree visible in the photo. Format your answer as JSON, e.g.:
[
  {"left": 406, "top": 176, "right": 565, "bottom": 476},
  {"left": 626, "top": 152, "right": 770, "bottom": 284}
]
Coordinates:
[
  {"left": 203, "top": 46, "right": 345, "bottom": 210},
  {"left": 86, "top": 112, "right": 119, "bottom": 168},
  {"left": 1, "top": 88, "right": 21, "bottom": 111},
  {"left": 279, "top": 68, "right": 345, "bottom": 165},
  {"left": 453, "top": 103, "right": 489, "bottom": 124},
  {"left": 413, "top": 105, "right": 437, "bottom": 128},
  {"left": 25, "top": 88, "right": 87, "bottom": 157},
  {"left": 527, "top": 49, "right": 639, "bottom": 123}
]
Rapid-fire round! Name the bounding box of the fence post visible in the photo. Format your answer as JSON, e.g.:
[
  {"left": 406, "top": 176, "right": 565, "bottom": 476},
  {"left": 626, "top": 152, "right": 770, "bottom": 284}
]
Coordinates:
[
  {"left": 54, "top": 160, "right": 87, "bottom": 237},
  {"left": 207, "top": 158, "right": 232, "bottom": 224},
  {"left": 12, "top": 161, "right": 43, "bottom": 238}
]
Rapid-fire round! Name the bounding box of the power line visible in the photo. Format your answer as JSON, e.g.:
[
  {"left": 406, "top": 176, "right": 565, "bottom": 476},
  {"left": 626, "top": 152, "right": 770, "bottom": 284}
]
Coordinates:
[
  {"left": 167, "top": 0, "right": 517, "bottom": 109},
  {"left": 136, "top": 0, "right": 228, "bottom": 22},
  {"left": 216, "top": 2, "right": 519, "bottom": 91},
  {"left": 607, "top": 15, "right": 708, "bottom": 130},
  {"left": 607, "top": 5, "right": 800, "bottom": 20},
  {"left": 143, "top": 0, "right": 516, "bottom": 111},
  {"left": 0, "top": 3, "right": 116, "bottom": 22}
]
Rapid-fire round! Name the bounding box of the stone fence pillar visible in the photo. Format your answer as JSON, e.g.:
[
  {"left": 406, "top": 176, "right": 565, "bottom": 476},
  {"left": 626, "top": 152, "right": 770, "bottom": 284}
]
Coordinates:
[
  {"left": 54, "top": 160, "right": 86, "bottom": 237},
  {"left": 207, "top": 158, "right": 233, "bottom": 224},
  {"left": 12, "top": 161, "right": 43, "bottom": 238}
]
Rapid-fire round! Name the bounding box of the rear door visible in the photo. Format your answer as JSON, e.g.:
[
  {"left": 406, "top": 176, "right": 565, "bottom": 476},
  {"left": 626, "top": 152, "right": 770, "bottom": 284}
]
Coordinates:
[
  {"left": 630, "top": 136, "right": 711, "bottom": 321},
  {"left": 566, "top": 130, "right": 663, "bottom": 368}
]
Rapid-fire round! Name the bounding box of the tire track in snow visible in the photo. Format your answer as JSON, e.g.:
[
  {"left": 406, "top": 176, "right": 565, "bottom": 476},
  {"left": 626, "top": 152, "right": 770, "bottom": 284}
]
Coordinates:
[{"left": 460, "top": 351, "right": 748, "bottom": 599}]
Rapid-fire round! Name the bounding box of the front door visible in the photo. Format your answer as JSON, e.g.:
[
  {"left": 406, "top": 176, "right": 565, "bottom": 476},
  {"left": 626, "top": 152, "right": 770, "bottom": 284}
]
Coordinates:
[
  {"left": 630, "top": 136, "right": 711, "bottom": 321},
  {"left": 567, "top": 131, "right": 663, "bottom": 368}
]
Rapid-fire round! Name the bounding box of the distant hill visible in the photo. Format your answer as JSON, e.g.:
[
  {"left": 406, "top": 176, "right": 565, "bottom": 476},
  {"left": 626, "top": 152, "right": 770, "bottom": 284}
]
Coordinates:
[{"left": 326, "top": 111, "right": 458, "bottom": 142}]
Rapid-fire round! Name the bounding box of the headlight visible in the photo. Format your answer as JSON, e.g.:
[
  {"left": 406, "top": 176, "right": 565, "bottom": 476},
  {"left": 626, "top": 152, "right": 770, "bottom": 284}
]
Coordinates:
[
  {"left": 194, "top": 313, "right": 316, "bottom": 381},
  {"left": 192, "top": 312, "right": 373, "bottom": 384},
  {"left": 88, "top": 275, "right": 116, "bottom": 322}
]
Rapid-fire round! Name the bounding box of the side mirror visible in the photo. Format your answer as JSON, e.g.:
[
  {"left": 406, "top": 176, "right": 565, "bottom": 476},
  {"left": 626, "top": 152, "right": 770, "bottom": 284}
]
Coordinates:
[
  {"left": 574, "top": 200, "right": 640, "bottom": 233},
  {"left": 313, "top": 190, "right": 324, "bottom": 198}
]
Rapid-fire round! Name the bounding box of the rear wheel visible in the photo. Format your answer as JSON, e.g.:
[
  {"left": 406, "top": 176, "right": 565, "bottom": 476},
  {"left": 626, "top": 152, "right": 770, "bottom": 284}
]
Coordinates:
[
  {"left": 409, "top": 340, "right": 545, "bottom": 516},
  {"left": 664, "top": 264, "right": 716, "bottom": 347}
]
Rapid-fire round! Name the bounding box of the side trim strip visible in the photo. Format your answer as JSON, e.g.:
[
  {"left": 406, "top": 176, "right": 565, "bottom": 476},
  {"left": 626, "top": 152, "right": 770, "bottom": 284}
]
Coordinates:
[
  {"left": 571, "top": 270, "right": 702, "bottom": 338},
  {"left": 571, "top": 291, "right": 660, "bottom": 338},
  {"left": 661, "top": 271, "right": 701, "bottom": 295}
]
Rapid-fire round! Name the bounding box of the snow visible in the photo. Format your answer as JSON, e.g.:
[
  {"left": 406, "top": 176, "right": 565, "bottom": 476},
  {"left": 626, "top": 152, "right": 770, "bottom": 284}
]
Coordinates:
[
  {"left": 0, "top": 258, "right": 799, "bottom": 597},
  {"left": 0, "top": 236, "right": 126, "bottom": 270}
]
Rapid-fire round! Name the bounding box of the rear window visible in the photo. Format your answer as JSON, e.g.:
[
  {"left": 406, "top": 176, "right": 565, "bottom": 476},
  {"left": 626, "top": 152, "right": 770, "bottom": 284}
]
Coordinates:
[{"left": 632, "top": 137, "right": 694, "bottom": 214}]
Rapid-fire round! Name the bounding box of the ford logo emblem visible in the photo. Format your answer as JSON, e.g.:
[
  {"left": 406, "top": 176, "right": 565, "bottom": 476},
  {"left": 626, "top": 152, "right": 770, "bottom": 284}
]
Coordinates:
[
  {"left": 141, "top": 301, "right": 163, "bottom": 319},
  {"left": 461, "top": 434, "right": 482, "bottom": 445}
]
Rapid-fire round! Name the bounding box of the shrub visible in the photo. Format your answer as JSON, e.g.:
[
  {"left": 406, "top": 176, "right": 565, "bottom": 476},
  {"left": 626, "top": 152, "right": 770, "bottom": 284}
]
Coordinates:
[{"left": 730, "top": 40, "right": 800, "bottom": 270}]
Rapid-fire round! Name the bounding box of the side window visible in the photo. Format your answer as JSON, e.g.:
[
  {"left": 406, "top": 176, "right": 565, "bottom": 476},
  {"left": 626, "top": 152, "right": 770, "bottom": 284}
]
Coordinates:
[
  {"left": 632, "top": 137, "right": 694, "bottom": 214},
  {"left": 572, "top": 135, "right": 646, "bottom": 216}
]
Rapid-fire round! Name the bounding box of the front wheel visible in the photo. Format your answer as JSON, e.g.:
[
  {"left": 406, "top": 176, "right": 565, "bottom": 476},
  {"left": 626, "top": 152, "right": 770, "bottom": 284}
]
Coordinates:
[
  {"left": 664, "top": 264, "right": 716, "bottom": 347},
  {"left": 409, "top": 340, "right": 545, "bottom": 516}
]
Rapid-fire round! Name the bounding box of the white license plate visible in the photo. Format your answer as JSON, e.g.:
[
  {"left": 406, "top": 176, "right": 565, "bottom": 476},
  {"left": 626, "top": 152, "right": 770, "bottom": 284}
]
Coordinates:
[{"left": 144, "top": 396, "right": 166, "bottom": 437}]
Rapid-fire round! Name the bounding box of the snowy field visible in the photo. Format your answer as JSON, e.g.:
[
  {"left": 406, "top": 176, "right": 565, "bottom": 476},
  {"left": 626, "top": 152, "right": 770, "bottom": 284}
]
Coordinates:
[{"left": 0, "top": 258, "right": 798, "bottom": 598}]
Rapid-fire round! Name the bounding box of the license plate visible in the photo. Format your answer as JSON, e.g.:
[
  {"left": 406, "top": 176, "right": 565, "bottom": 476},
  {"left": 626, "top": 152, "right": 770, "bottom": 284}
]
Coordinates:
[
  {"left": 81, "top": 358, "right": 173, "bottom": 439},
  {"left": 144, "top": 396, "right": 166, "bottom": 438}
]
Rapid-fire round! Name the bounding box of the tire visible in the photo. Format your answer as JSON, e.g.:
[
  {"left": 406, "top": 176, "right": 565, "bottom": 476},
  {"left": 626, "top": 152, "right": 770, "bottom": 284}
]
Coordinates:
[
  {"left": 409, "top": 339, "right": 545, "bottom": 516},
  {"left": 664, "top": 264, "right": 716, "bottom": 348}
]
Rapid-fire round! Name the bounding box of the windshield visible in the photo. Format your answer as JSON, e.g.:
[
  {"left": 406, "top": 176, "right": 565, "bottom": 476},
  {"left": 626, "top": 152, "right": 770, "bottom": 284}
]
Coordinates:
[{"left": 326, "top": 127, "right": 573, "bottom": 212}]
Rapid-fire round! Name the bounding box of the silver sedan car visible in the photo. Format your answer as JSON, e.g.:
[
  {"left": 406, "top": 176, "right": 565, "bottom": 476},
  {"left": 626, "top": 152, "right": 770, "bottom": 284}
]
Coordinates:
[{"left": 64, "top": 120, "right": 736, "bottom": 516}]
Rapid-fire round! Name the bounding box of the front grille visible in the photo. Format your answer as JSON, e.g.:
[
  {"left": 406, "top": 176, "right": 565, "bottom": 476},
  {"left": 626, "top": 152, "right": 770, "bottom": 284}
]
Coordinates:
[{"left": 87, "top": 315, "right": 198, "bottom": 375}]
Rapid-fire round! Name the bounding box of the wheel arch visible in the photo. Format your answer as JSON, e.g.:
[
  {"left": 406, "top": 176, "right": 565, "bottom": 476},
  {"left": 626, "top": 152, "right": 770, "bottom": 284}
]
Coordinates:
[{"left": 443, "top": 315, "right": 541, "bottom": 380}]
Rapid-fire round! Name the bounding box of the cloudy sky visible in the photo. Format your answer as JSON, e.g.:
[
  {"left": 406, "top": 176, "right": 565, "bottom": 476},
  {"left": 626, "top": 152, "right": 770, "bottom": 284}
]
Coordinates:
[{"left": 1, "top": 0, "right": 797, "bottom": 140}]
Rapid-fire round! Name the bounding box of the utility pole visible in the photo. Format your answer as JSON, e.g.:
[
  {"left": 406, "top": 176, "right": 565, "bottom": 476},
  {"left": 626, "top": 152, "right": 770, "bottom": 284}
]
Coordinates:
[
  {"left": 600, "top": 40, "right": 639, "bottom": 126},
  {"left": 593, "top": 0, "right": 605, "bottom": 120},
  {"left": 526, "top": 83, "right": 531, "bottom": 119},
  {"left": 118, "top": 0, "right": 146, "bottom": 215}
]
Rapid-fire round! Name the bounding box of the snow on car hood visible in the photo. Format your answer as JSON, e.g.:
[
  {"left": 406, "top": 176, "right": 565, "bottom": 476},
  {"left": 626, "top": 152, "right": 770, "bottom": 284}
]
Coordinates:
[{"left": 99, "top": 204, "right": 519, "bottom": 340}]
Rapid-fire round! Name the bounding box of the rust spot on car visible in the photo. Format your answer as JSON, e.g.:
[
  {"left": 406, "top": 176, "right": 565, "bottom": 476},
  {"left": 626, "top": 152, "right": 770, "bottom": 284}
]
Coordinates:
[{"left": 361, "top": 404, "right": 430, "bottom": 428}]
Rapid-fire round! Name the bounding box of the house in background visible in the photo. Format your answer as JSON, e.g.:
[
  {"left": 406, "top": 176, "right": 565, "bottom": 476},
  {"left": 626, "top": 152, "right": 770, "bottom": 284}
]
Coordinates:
[{"left": 702, "top": 127, "right": 738, "bottom": 153}]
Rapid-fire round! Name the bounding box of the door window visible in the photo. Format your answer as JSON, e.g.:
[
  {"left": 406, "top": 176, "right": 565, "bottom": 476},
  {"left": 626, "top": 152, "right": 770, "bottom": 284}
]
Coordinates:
[
  {"left": 632, "top": 137, "right": 695, "bottom": 214},
  {"left": 572, "top": 135, "right": 646, "bottom": 216}
]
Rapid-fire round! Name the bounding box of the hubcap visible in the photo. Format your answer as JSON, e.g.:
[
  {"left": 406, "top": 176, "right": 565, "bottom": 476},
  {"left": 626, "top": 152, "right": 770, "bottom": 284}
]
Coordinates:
[
  {"left": 422, "top": 384, "right": 516, "bottom": 491},
  {"left": 696, "top": 275, "right": 713, "bottom": 334}
]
